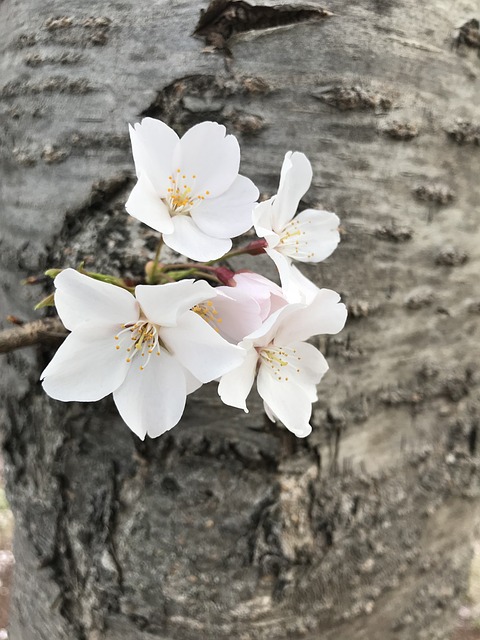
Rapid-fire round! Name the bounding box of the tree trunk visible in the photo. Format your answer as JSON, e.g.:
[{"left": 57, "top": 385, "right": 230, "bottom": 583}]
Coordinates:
[{"left": 2, "top": 1, "right": 480, "bottom": 638}]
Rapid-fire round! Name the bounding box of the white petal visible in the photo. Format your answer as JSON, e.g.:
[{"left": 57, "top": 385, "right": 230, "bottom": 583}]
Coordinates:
[
  {"left": 218, "top": 345, "right": 259, "bottom": 411},
  {"left": 183, "top": 368, "right": 203, "bottom": 395},
  {"left": 160, "top": 311, "right": 245, "bottom": 382},
  {"left": 135, "top": 279, "right": 216, "bottom": 327},
  {"left": 257, "top": 365, "right": 312, "bottom": 437},
  {"left": 243, "top": 303, "right": 298, "bottom": 348},
  {"left": 285, "top": 341, "right": 329, "bottom": 401},
  {"left": 113, "top": 348, "right": 187, "bottom": 439},
  {"left": 129, "top": 119, "right": 179, "bottom": 197},
  {"left": 278, "top": 209, "right": 340, "bottom": 263},
  {"left": 252, "top": 199, "right": 280, "bottom": 248},
  {"left": 173, "top": 122, "right": 240, "bottom": 198},
  {"left": 266, "top": 249, "right": 319, "bottom": 304},
  {"left": 41, "top": 324, "right": 130, "bottom": 402},
  {"left": 275, "top": 289, "right": 348, "bottom": 345},
  {"left": 163, "top": 215, "right": 232, "bottom": 262},
  {"left": 273, "top": 151, "right": 313, "bottom": 230},
  {"left": 191, "top": 175, "right": 258, "bottom": 239},
  {"left": 263, "top": 400, "right": 277, "bottom": 423},
  {"left": 125, "top": 174, "right": 174, "bottom": 234},
  {"left": 54, "top": 269, "right": 139, "bottom": 331}
]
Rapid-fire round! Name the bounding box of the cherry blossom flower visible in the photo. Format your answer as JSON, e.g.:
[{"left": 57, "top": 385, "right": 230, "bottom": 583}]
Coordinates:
[
  {"left": 126, "top": 118, "right": 259, "bottom": 261},
  {"left": 41, "top": 269, "right": 245, "bottom": 439},
  {"left": 253, "top": 151, "right": 340, "bottom": 300},
  {"left": 218, "top": 288, "right": 347, "bottom": 437}
]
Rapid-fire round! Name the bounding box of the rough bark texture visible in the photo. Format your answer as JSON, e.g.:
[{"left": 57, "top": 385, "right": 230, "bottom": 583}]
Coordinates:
[{"left": 1, "top": 0, "right": 480, "bottom": 638}]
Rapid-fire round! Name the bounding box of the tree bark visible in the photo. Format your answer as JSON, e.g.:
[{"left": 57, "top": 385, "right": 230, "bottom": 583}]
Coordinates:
[{"left": 1, "top": 1, "right": 480, "bottom": 638}]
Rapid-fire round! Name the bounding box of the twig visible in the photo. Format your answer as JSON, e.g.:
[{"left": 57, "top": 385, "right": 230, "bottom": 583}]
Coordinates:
[{"left": 0, "top": 318, "right": 67, "bottom": 355}]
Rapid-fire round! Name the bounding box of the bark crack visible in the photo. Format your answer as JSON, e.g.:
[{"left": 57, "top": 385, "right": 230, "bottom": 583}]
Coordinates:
[{"left": 194, "top": 0, "right": 332, "bottom": 53}]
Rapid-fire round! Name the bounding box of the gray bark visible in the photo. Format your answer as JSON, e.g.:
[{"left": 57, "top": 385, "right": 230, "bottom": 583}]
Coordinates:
[{"left": 1, "top": 0, "right": 480, "bottom": 638}]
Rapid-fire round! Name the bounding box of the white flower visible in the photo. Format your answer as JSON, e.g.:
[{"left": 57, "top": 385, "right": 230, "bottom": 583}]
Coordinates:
[
  {"left": 126, "top": 118, "right": 259, "bottom": 262},
  {"left": 253, "top": 151, "right": 340, "bottom": 301},
  {"left": 218, "top": 289, "right": 347, "bottom": 437},
  {"left": 41, "top": 269, "right": 245, "bottom": 439}
]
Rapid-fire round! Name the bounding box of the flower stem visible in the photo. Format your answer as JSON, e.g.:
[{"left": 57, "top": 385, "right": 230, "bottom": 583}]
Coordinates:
[
  {"left": 148, "top": 237, "right": 164, "bottom": 284},
  {"left": 205, "top": 238, "right": 268, "bottom": 265}
]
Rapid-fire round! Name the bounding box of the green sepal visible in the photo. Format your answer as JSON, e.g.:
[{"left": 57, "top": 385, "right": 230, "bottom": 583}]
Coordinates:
[{"left": 34, "top": 293, "right": 55, "bottom": 310}]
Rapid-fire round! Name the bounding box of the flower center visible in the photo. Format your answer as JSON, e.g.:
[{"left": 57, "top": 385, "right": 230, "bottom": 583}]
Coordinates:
[
  {"left": 258, "top": 345, "right": 302, "bottom": 382},
  {"left": 114, "top": 320, "right": 163, "bottom": 371},
  {"left": 165, "top": 170, "right": 210, "bottom": 216},
  {"left": 192, "top": 300, "right": 223, "bottom": 332},
  {"left": 278, "top": 218, "right": 314, "bottom": 259}
]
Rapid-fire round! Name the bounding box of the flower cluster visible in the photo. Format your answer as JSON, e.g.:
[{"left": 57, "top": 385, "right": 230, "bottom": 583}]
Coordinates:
[{"left": 41, "top": 119, "right": 347, "bottom": 439}]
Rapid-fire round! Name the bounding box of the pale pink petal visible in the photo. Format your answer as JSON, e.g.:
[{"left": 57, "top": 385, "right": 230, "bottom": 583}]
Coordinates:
[
  {"left": 129, "top": 119, "right": 179, "bottom": 197},
  {"left": 54, "top": 269, "right": 139, "bottom": 331},
  {"left": 233, "top": 271, "right": 286, "bottom": 320},
  {"left": 257, "top": 365, "right": 312, "bottom": 437},
  {"left": 41, "top": 324, "right": 130, "bottom": 402},
  {"left": 125, "top": 174, "right": 174, "bottom": 234},
  {"left": 191, "top": 175, "right": 258, "bottom": 239},
  {"left": 275, "top": 289, "right": 347, "bottom": 345},
  {"left": 163, "top": 215, "right": 232, "bottom": 262},
  {"left": 212, "top": 288, "right": 263, "bottom": 343},
  {"left": 277, "top": 209, "right": 340, "bottom": 263},
  {"left": 113, "top": 348, "right": 187, "bottom": 439},
  {"left": 218, "top": 346, "right": 259, "bottom": 411},
  {"left": 160, "top": 311, "right": 245, "bottom": 383},
  {"left": 273, "top": 151, "right": 313, "bottom": 230},
  {"left": 173, "top": 122, "right": 240, "bottom": 198},
  {"left": 135, "top": 279, "right": 216, "bottom": 327}
]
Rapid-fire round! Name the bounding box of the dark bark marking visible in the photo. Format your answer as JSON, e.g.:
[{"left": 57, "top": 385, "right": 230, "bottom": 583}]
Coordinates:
[
  {"left": 44, "top": 15, "right": 112, "bottom": 46},
  {"left": 58, "top": 173, "right": 131, "bottom": 239},
  {"left": 434, "top": 246, "right": 469, "bottom": 267},
  {"left": 347, "top": 300, "right": 376, "bottom": 319},
  {"left": 140, "top": 75, "right": 269, "bottom": 138},
  {"left": 14, "top": 33, "right": 37, "bottom": 49},
  {"left": 224, "top": 108, "right": 266, "bottom": 134},
  {"left": 312, "top": 85, "right": 394, "bottom": 112},
  {"left": 374, "top": 222, "right": 413, "bottom": 242},
  {"left": 446, "top": 118, "right": 480, "bottom": 145},
  {"left": 381, "top": 120, "right": 418, "bottom": 140},
  {"left": 468, "top": 423, "right": 477, "bottom": 455},
  {"left": 468, "top": 300, "right": 480, "bottom": 314},
  {"left": 12, "top": 132, "right": 127, "bottom": 168},
  {"left": 24, "top": 51, "right": 83, "bottom": 67},
  {"left": 12, "top": 146, "right": 37, "bottom": 166},
  {"left": 1, "top": 76, "right": 95, "bottom": 98},
  {"left": 454, "top": 18, "right": 480, "bottom": 51},
  {"left": 194, "top": 0, "right": 332, "bottom": 53},
  {"left": 41, "top": 144, "right": 70, "bottom": 164},
  {"left": 404, "top": 286, "right": 436, "bottom": 310},
  {"left": 379, "top": 364, "right": 474, "bottom": 407},
  {"left": 413, "top": 183, "right": 455, "bottom": 205}
]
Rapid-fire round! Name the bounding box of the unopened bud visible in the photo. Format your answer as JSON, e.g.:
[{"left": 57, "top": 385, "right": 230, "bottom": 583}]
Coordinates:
[
  {"left": 244, "top": 238, "right": 268, "bottom": 256},
  {"left": 214, "top": 266, "right": 236, "bottom": 286}
]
